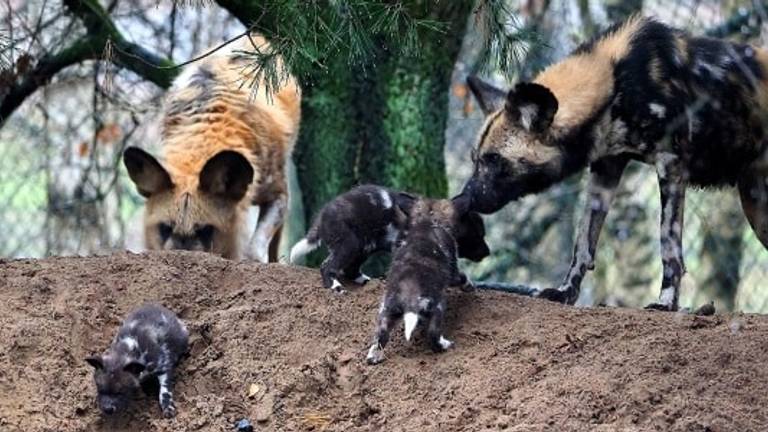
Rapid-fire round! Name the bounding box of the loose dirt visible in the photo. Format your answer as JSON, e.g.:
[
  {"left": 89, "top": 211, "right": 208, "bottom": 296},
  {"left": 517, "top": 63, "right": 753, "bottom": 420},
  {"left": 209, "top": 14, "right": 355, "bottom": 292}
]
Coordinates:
[{"left": 1, "top": 252, "right": 766, "bottom": 431}]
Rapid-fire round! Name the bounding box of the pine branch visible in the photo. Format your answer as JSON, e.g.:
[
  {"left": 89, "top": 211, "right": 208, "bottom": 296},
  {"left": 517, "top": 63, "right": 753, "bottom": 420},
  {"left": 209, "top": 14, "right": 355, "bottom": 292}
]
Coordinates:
[
  {"left": 211, "top": 0, "right": 450, "bottom": 95},
  {"left": 472, "top": 0, "right": 542, "bottom": 77}
]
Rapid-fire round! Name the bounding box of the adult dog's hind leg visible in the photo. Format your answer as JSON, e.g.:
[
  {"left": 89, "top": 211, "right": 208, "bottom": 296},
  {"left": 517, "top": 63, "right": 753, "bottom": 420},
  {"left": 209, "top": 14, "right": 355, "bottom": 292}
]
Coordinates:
[
  {"left": 738, "top": 165, "right": 768, "bottom": 249},
  {"left": 646, "top": 153, "right": 686, "bottom": 312}
]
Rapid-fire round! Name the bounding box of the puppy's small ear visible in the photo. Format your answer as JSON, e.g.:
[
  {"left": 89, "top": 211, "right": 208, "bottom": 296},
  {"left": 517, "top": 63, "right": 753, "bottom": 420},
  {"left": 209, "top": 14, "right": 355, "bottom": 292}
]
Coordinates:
[
  {"left": 123, "top": 361, "right": 146, "bottom": 376},
  {"left": 395, "top": 192, "right": 417, "bottom": 216},
  {"left": 451, "top": 193, "right": 472, "bottom": 216},
  {"left": 85, "top": 356, "right": 104, "bottom": 370}
]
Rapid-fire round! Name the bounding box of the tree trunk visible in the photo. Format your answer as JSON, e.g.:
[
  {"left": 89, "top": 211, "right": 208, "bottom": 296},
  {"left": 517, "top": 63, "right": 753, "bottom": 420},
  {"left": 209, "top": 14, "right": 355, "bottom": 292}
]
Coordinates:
[{"left": 293, "top": 2, "right": 474, "bottom": 270}]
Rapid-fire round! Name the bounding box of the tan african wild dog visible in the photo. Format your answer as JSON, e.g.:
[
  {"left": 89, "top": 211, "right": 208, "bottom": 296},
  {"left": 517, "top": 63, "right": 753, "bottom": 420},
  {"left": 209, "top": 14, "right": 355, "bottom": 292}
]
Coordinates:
[
  {"left": 123, "top": 34, "right": 301, "bottom": 262},
  {"left": 463, "top": 15, "right": 768, "bottom": 311}
]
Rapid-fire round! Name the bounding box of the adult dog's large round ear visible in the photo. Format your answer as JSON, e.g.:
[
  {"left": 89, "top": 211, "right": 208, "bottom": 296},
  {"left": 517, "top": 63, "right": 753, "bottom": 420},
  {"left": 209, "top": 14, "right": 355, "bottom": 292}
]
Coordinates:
[
  {"left": 451, "top": 193, "right": 472, "bottom": 215},
  {"left": 123, "top": 147, "right": 174, "bottom": 198},
  {"left": 467, "top": 75, "right": 507, "bottom": 116},
  {"left": 198, "top": 151, "right": 254, "bottom": 201},
  {"left": 506, "top": 82, "right": 559, "bottom": 133}
]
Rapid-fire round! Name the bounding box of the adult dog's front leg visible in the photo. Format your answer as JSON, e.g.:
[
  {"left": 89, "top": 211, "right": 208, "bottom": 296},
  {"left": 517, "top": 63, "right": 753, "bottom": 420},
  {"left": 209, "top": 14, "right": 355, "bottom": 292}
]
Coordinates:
[
  {"left": 646, "top": 153, "right": 686, "bottom": 311},
  {"left": 249, "top": 197, "right": 287, "bottom": 263},
  {"left": 539, "top": 158, "right": 626, "bottom": 305}
]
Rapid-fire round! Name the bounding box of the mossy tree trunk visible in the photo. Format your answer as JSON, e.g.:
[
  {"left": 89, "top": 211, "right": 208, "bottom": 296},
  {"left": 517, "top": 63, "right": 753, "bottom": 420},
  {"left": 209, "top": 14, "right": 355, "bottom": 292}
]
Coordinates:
[{"left": 293, "top": 2, "right": 474, "bottom": 270}]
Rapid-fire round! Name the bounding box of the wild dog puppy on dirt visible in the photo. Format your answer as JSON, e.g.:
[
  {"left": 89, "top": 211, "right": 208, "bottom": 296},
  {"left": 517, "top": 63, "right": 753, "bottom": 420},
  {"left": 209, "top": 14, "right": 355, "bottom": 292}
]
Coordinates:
[
  {"left": 85, "top": 304, "right": 189, "bottom": 418},
  {"left": 366, "top": 195, "right": 482, "bottom": 364},
  {"left": 123, "top": 34, "right": 301, "bottom": 262},
  {"left": 290, "top": 185, "right": 490, "bottom": 292},
  {"left": 463, "top": 15, "right": 768, "bottom": 311}
]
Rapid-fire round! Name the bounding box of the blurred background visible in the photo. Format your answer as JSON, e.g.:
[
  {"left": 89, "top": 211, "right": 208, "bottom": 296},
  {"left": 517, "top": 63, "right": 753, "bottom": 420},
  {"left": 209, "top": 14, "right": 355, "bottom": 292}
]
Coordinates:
[{"left": 2, "top": 0, "right": 768, "bottom": 312}]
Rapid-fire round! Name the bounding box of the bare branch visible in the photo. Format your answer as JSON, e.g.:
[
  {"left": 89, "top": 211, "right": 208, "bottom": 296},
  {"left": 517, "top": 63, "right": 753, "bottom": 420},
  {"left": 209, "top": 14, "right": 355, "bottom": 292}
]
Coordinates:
[
  {"left": 1, "top": 0, "right": 178, "bottom": 126},
  {"left": 63, "top": 0, "right": 176, "bottom": 87}
]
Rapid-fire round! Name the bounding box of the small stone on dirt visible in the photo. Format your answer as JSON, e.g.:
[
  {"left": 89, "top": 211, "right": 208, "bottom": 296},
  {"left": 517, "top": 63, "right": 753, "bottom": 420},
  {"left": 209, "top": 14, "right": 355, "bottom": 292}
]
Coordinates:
[
  {"left": 693, "top": 301, "right": 715, "bottom": 316},
  {"left": 235, "top": 418, "right": 254, "bottom": 432},
  {"left": 247, "top": 383, "right": 260, "bottom": 399}
]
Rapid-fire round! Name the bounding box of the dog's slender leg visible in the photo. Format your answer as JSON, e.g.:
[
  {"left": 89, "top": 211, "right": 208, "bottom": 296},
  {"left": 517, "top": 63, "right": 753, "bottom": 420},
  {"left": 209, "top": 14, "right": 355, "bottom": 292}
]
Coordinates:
[
  {"left": 320, "top": 236, "right": 361, "bottom": 292},
  {"left": 366, "top": 300, "right": 395, "bottom": 364},
  {"left": 646, "top": 153, "right": 686, "bottom": 311},
  {"left": 157, "top": 371, "right": 177, "bottom": 418},
  {"left": 447, "top": 258, "right": 473, "bottom": 292},
  {"left": 249, "top": 197, "right": 287, "bottom": 263},
  {"left": 539, "top": 157, "right": 627, "bottom": 305},
  {"left": 343, "top": 255, "right": 370, "bottom": 285},
  {"left": 427, "top": 300, "right": 452, "bottom": 353}
]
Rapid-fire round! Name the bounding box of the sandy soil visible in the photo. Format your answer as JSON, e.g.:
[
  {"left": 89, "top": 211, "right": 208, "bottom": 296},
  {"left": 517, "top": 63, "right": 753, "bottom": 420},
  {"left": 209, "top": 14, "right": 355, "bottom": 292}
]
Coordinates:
[{"left": 1, "top": 251, "right": 766, "bottom": 432}]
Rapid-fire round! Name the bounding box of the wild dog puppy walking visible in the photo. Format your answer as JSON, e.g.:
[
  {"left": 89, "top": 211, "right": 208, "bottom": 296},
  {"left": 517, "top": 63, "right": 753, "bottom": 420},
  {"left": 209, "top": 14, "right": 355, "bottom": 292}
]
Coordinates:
[
  {"left": 123, "top": 34, "right": 301, "bottom": 262},
  {"left": 463, "top": 15, "right": 768, "bottom": 311},
  {"left": 366, "top": 195, "right": 480, "bottom": 364},
  {"left": 290, "top": 185, "right": 490, "bottom": 292},
  {"left": 85, "top": 304, "right": 189, "bottom": 418}
]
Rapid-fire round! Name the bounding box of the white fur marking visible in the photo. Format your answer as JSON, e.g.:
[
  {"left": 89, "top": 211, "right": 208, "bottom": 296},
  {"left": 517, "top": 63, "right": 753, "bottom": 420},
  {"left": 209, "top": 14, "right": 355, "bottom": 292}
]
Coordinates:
[
  {"left": 417, "top": 297, "right": 431, "bottom": 311},
  {"left": 438, "top": 336, "right": 454, "bottom": 350},
  {"left": 649, "top": 103, "right": 666, "bottom": 119},
  {"left": 366, "top": 343, "right": 383, "bottom": 363},
  {"left": 331, "top": 279, "right": 343, "bottom": 291},
  {"left": 519, "top": 104, "right": 538, "bottom": 131},
  {"left": 379, "top": 190, "right": 392, "bottom": 209},
  {"left": 385, "top": 224, "right": 399, "bottom": 244},
  {"left": 659, "top": 287, "right": 675, "bottom": 306},
  {"left": 403, "top": 312, "right": 418, "bottom": 341},
  {"left": 121, "top": 336, "right": 139, "bottom": 351},
  {"left": 354, "top": 273, "right": 371, "bottom": 284},
  {"left": 289, "top": 238, "right": 319, "bottom": 263}
]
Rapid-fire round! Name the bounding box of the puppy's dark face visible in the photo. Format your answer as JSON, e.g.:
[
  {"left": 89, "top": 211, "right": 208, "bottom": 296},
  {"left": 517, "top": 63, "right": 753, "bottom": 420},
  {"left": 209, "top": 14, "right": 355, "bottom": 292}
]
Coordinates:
[
  {"left": 399, "top": 195, "right": 489, "bottom": 262},
  {"left": 85, "top": 354, "right": 144, "bottom": 416},
  {"left": 455, "top": 211, "right": 490, "bottom": 262}
]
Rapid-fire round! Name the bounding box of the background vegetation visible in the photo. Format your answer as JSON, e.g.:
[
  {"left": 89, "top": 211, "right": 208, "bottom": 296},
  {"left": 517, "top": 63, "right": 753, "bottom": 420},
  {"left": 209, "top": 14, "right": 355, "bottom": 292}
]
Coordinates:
[{"left": 2, "top": 0, "right": 768, "bottom": 312}]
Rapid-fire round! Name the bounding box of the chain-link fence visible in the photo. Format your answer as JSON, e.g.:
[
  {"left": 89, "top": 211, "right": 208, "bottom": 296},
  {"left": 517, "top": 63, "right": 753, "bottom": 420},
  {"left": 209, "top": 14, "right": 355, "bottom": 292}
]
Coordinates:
[{"left": 1, "top": 1, "right": 244, "bottom": 256}]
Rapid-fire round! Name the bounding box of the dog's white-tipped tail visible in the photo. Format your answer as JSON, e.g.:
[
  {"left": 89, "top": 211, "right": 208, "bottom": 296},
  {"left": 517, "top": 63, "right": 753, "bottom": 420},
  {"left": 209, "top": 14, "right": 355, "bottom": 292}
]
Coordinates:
[
  {"left": 403, "top": 312, "right": 419, "bottom": 341},
  {"left": 289, "top": 238, "right": 319, "bottom": 264}
]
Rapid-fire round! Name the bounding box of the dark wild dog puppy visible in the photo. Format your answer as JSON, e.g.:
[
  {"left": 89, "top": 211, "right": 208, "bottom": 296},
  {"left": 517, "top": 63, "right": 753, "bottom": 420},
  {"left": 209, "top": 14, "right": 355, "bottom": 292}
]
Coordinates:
[
  {"left": 463, "top": 15, "right": 768, "bottom": 311},
  {"left": 85, "top": 304, "right": 189, "bottom": 418},
  {"left": 290, "top": 184, "right": 490, "bottom": 292},
  {"left": 366, "top": 195, "right": 481, "bottom": 365}
]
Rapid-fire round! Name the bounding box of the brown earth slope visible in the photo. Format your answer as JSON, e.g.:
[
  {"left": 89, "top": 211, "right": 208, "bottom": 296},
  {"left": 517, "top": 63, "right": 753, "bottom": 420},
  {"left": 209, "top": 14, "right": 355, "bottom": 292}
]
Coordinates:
[{"left": 0, "top": 252, "right": 766, "bottom": 432}]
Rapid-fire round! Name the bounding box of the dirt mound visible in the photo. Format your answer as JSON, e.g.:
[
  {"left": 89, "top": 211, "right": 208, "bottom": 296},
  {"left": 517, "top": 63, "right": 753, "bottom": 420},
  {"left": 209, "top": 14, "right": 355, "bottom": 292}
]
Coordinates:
[{"left": 1, "top": 252, "right": 767, "bottom": 431}]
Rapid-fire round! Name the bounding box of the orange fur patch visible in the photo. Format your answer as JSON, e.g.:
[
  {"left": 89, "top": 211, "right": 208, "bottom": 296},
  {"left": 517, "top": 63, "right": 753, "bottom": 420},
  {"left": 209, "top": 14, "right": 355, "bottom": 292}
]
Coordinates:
[
  {"left": 141, "top": 34, "right": 301, "bottom": 259},
  {"left": 534, "top": 15, "right": 645, "bottom": 136}
]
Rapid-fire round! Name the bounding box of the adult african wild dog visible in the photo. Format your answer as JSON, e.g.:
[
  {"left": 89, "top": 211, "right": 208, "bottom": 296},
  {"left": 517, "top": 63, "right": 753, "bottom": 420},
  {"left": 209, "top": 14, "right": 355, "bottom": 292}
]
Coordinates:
[
  {"left": 463, "top": 15, "right": 768, "bottom": 311},
  {"left": 123, "top": 34, "right": 301, "bottom": 262}
]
